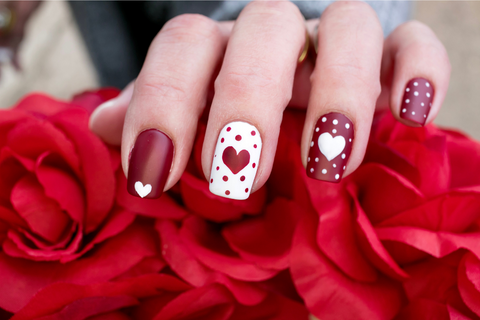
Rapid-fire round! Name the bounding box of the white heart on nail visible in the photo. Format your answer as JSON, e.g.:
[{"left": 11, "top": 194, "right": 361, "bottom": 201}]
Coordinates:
[
  {"left": 135, "top": 181, "right": 152, "bottom": 198},
  {"left": 318, "top": 132, "right": 346, "bottom": 161}
]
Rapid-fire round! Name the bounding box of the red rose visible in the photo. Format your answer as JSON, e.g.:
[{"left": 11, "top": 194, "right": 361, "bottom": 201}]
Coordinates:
[
  {"left": 0, "top": 91, "right": 163, "bottom": 313},
  {"left": 290, "top": 111, "right": 480, "bottom": 319}
]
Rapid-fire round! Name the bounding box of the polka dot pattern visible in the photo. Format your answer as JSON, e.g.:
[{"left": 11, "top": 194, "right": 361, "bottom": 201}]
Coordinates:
[
  {"left": 306, "top": 112, "right": 353, "bottom": 183},
  {"left": 400, "top": 78, "right": 434, "bottom": 125},
  {"left": 209, "top": 121, "right": 262, "bottom": 200}
]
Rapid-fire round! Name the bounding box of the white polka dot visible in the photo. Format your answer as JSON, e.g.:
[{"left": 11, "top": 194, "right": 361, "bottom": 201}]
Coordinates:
[
  {"left": 345, "top": 123, "right": 350, "bottom": 129},
  {"left": 402, "top": 108, "right": 406, "bottom": 113},
  {"left": 335, "top": 174, "right": 340, "bottom": 180},
  {"left": 421, "top": 103, "right": 424, "bottom": 107},
  {"left": 333, "top": 119, "right": 338, "bottom": 125},
  {"left": 349, "top": 138, "right": 352, "bottom": 142},
  {"left": 412, "top": 111, "right": 415, "bottom": 115},
  {"left": 406, "top": 87, "right": 410, "bottom": 92},
  {"left": 426, "top": 92, "right": 431, "bottom": 98},
  {"left": 308, "top": 157, "right": 310, "bottom": 162},
  {"left": 414, "top": 91, "right": 419, "bottom": 96},
  {"left": 322, "top": 169, "right": 327, "bottom": 174},
  {"left": 405, "top": 99, "right": 410, "bottom": 103},
  {"left": 310, "top": 168, "right": 314, "bottom": 173},
  {"left": 322, "top": 117, "right": 327, "bottom": 122},
  {"left": 310, "top": 141, "right": 314, "bottom": 147},
  {"left": 341, "top": 154, "right": 346, "bottom": 159},
  {"left": 426, "top": 82, "right": 430, "bottom": 87},
  {"left": 424, "top": 114, "right": 427, "bottom": 118},
  {"left": 333, "top": 164, "right": 336, "bottom": 168},
  {"left": 343, "top": 166, "right": 346, "bottom": 170},
  {"left": 315, "top": 157, "right": 319, "bottom": 162},
  {"left": 315, "top": 127, "right": 319, "bottom": 132},
  {"left": 414, "top": 82, "right": 418, "bottom": 86},
  {"left": 332, "top": 129, "right": 337, "bottom": 134}
]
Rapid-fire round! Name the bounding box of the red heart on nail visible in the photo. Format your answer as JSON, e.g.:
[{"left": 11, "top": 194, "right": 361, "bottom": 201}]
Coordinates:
[{"left": 222, "top": 146, "right": 250, "bottom": 174}]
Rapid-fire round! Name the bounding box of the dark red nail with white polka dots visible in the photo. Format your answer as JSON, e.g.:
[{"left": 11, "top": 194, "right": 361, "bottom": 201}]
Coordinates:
[
  {"left": 209, "top": 121, "right": 262, "bottom": 200},
  {"left": 306, "top": 113, "right": 354, "bottom": 183},
  {"left": 400, "top": 78, "right": 434, "bottom": 125}
]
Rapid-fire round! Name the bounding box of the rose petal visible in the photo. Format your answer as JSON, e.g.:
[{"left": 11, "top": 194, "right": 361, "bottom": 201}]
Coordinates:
[
  {"left": 0, "top": 110, "right": 33, "bottom": 147},
  {"left": 0, "top": 222, "right": 158, "bottom": 312},
  {"left": 14, "top": 94, "right": 72, "bottom": 116},
  {"left": 36, "top": 154, "right": 85, "bottom": 223},
  {"left": 180, "top": 215, "right": 277, "bottom": 281},
  {"left": 458, "top": 253, "right": 480, "bottom": 317},
  {"left": 222, "top": 198, "right": 301, "bottom": 270},
  {"left": 351, "top": 192, "right": 409, "bottom": 280},
  {"left": 11, "top": 175, "right": 70, "bottom": 243},
  {"left": 447, "top": 129, "right": 480, "bottom": 189},
  {"left": 290, "top": 213, "right": 403, "bottom": 320},
  {"left": 395, "top": 299, "right": 450, "bottom": 320},
  {"left": 6, "top": 118, "right": 80, "bottom": 174},
  {"left": 153, "top": 284, "right": 235, "bottom": 320},
  {"left": 156, "top": 219, "right": 267, "bottom": 306},
  {"left": 230, "top": 293, "right": 309, "bottom": 320},
  {"left": 376, "top": 227, "right": 480, "bottom": 260},
  {"left": 116, "top": 172, "right": 187, "bottom": 220},
  {"left": 50, "top": 108, "right": 115, "bottom": 232},
  {"left": 71, "top": 88, "right": 120, "bottom": 116}
]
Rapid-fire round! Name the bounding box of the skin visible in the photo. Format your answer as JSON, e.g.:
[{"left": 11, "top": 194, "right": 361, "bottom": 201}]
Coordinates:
[{"left": 89, "top": 0, "right": 451, "bottom": 195}]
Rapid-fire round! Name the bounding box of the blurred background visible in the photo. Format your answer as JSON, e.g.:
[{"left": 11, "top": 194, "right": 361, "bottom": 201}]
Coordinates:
[{"left": 0, "top": 1, "right": 479, "bottom": 139}]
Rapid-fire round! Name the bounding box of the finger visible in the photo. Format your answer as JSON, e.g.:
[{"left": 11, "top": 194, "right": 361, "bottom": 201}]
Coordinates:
[
  {"left": 89, "top": 81, "right": 134, "bottom": 146},
  {"left": 202, "top": 0, "right": 306, "bottom": 200},
  {"left": 381, "top": 21, "right": 450, "bottom": 126},
  {"left": 303, "top": 1, "right": 384, "bottom": 182},
  {"left": 122, "top": 14, "right": 227, "bottom": 199}
]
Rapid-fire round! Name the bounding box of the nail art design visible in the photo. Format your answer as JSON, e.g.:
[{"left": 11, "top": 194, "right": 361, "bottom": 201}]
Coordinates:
[
  {"left": 127, "top": 129, "right": 174, "bottom": 199},
  {"left": 307, "top": 113, "right": 353, "bottom": 183},
  {"left": 209, "top": 121, "right": 262, "bottom": 200},
  {"left": 400, "top": 77, "right": 434, "bottom": 125}
]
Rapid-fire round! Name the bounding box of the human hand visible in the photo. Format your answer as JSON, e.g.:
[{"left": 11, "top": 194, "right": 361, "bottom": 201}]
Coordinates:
[{"left": 89, "top": 1, "right": 450, "bottom": 200}]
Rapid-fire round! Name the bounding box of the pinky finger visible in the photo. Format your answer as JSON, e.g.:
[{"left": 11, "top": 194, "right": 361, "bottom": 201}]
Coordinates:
[{"left": 381, "top": 21, "right": 450, "bottom": 126}]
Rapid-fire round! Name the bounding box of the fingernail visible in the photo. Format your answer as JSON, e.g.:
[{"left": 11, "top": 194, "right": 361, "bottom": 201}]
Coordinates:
[
  {"left": 400, "top": 78, "right": 434, "bottom": 125},
  {"left": 209, "top": 121, "right": 262, "bottom": 200},
  {"left": 307, "top": 113, "right": 353, "bottom": 183},
  {"left": 127, "top": 129, "right": 174, "bottom": 199}
]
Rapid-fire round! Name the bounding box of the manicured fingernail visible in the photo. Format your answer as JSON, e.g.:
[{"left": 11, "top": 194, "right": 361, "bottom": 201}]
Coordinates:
[
  {"left": 209, "top": 121, "right": 262, "bottom": 200},
  {"left": 127, "top": 129, "right": 174, "bottom": 199},
  {"left": 400, "top": 78, "right": 434, "bottom": 125},
  {"left": 307, "top": 113, "right": 353, "bottom": 183}
]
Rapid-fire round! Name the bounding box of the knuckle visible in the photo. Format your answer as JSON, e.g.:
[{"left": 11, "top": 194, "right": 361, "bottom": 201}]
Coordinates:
[
  {"left": 136, "top": 74, "right": 188, "bottom": 103},
  {"left": 161, "top": 14, "right": 220, "bottom": 44}
]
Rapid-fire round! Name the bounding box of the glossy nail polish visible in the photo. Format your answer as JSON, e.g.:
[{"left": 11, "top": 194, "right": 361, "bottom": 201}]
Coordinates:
[
  {"left": 127, "top": 129, "right": 173, "bottom": 199},
  {"left": 209, "top": 121, "right": 262, "bottom": 200},
  {"left": 400, "top": 78, "right": 434, "bottom": 125},
  {"left": 307, "top": 113, "right": 353, "bottom": 182}
]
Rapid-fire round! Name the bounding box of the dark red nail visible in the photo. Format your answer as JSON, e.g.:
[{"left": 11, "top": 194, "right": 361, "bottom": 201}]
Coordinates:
[
  {"left": 400, "top": 78, "right": 434, "bottom": 125},
  {"left": 127, "top": 129, "right": 173, "bottom": 199},
  {"left": 306, "top": 113, "right": 353, "bottom": 183}
]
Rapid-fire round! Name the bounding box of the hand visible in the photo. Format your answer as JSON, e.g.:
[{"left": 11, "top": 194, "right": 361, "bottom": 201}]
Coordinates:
[{"left": 89, "top": 1, "right": 450, "bottom": 200}]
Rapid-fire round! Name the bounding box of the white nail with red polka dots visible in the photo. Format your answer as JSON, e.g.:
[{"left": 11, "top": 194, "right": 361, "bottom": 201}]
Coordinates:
[{"left": 209, "top": 121, "right": 262, "bottom": 200}]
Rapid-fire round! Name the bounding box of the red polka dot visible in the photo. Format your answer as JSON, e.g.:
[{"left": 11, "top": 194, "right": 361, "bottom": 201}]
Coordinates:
[
  {"left": 245, "top": 188, "right": 249, "bottom": 193},
  {"left": 225, "top": 190, "right": 230, "bottom": 195},
  {"left": 227, "top": 127, "right": 231, "bottom": 132},
  {"left": 221, "top": 138, "right": 224, "bottom": 143},
  {"left": 216, "top": 166, "right": 219, "bottom": 171},
  {"left": 252, "top": 163, "right": 256, "bottom": 168},
  {"left": 240, "top": 176, "right": 245, "bottom": 181},
  {"left": 235, "top": 135, "right": 242, "bottom": 141},
  {"left": 254, "top": 144, "right": 257, "bottom": 148},
  {"left": 210, "top": 179, "right": 213, "bottom": 183},
  {"left": 251, "top": 131, "right": 256, "bottom": 136},
  {"left": 223, "top": 175, "right": 228, "bottom": 181}
]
